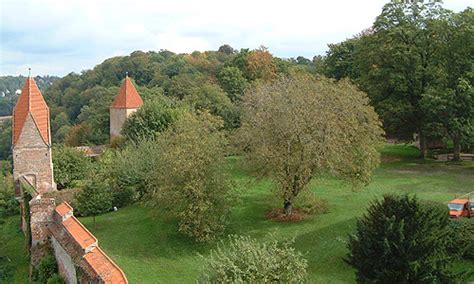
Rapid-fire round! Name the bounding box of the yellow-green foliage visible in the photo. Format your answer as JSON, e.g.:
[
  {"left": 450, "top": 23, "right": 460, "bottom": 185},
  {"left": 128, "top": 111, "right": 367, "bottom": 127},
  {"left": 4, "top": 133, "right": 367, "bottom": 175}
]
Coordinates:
[
  {"left": 238, "top": 74, "right": 384, "bottom": 214},
  {"left": 200, "top": 235, "right": 308, "bottom": 283},
  {"left": 147, "top": 112, "right": 236, "bottom": 242}
]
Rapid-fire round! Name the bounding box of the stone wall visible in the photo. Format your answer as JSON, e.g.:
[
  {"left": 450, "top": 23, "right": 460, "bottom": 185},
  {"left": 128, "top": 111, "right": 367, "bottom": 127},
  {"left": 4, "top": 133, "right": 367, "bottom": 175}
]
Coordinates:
[
  {"left": 13, "top": 114, "right": 55, "bottom": 195},
  {"left": 29, "top": 196, "right": 55, "bottom": 266},
  {"left": 51, "top": 236, "right": 77, "bottom": 284}
]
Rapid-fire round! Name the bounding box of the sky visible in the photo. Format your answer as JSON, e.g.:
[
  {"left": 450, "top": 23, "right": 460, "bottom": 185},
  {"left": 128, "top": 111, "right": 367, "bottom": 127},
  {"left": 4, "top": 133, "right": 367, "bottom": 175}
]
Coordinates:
[{"left": 0, "top": 0, "right": 472, "bottom": 76}]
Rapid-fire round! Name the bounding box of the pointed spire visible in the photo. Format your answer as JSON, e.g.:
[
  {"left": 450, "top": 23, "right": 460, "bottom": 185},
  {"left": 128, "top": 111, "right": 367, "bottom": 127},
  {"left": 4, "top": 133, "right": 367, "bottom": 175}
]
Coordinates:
[
  {"left": 12, "top": 75, "right": 50, "bottom": 145},
  {"left": 111, "top": 75, "right": 143, "bottom": 109}
]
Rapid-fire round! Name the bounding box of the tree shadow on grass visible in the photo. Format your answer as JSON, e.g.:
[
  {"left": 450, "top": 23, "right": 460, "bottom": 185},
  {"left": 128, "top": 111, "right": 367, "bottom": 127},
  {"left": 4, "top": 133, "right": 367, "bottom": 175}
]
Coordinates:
[{"left": 293, "top": 217, "right": 358, "bottom": 283}]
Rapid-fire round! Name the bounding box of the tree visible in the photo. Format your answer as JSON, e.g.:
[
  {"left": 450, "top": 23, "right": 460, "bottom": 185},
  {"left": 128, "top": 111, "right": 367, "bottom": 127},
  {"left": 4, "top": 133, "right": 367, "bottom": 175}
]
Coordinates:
[
  {"left": 185, "top": 83, "right": 241, "bottom": 129},
  {"left": 421, "top": 8, "right": 474, "bottom": 160},
  {"left": 51, "top": 112, "right": 71, "bottom": 143},
  {"left": 353, "top": 0, "right": 448, "bottom": 156},
  {"left": 244, "top": 46, "right": 277, "bottom": 81},
  {"left": 165, "top": 73, "right": 207, "bottom": 99},
  {"left": 52, "top": 146, "right": 90, "bottom": 189},
  {"left": 199, "top": 235, "right": 307, "bottom": 283},
  {"left": 422, "top": 79, "right": 474, "bottom": 160},
  {"left": 76, "top": 86, "right": 117, "bottom": 144},
  {"left": 0, "top": 120, "right": 12, "bottom": 161},
  {"left": 75, "top": 178, "right": 113, "bottom": 228},
  {"left": 217, "top": 66, "right": 248, "bottom": 102},
  {"left": 231, "top": 47, "right": 277, "bottom": 82},
  {"left": 217, "top": 44, "right": 235, "bottom": 55},
  {"left": 347, "top": 194, "right": 459, "bottom": 283},
  {"left": 0, "top": 171, "right": 18, "bottom": 218},
  {"left": 147, "top": 112, "right": 235, "bottom": 242},
  {"left": 238, "top": 74, "right": 383, "bottom": 215},
  {"left": 107, "top": 140, "right": 161, "bottom": 205},
  {"left": 121, "top": 97, "right": 183, "bottom": 143},
  {"left": 65, "top": 124, "right": 94, "bottom": 146},
  {"left": 324, "top": 38, "right": 360, "bottom": 80},
  {"left": 51, "top": 112, "right": 70, "bottom": 140}
]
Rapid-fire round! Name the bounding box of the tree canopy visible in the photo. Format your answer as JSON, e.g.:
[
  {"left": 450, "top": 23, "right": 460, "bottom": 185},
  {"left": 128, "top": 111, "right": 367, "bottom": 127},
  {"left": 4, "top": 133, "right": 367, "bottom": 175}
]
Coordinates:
[
  {"left": 238, "top": 74, "right": 383, "bottom": 215},
  {"left": 147, "top": 112, "right": 236, "bottom": 242}
]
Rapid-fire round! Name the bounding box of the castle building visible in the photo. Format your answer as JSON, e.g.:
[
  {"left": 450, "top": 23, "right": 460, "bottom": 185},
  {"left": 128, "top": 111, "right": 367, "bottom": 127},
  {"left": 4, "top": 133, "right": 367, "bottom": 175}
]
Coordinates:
[
  {"left": 110, "top": 75, "right": 143, "bottom": 140},
  {"left": 12, "top": 76, "right": 56, "bottom": 195}
]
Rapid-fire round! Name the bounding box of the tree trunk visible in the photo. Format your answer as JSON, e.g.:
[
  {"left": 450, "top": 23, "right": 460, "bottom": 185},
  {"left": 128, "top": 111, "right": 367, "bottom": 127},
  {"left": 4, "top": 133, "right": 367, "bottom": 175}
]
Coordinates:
[
  {"left": 284, "top": 200, "right": 293, "bottom": 216},
  {"left": 453, "top": 135, "right": 461, "bottom": 161},
  {"left": 419, "top": 132, "right": 427, "bottom": 159}
]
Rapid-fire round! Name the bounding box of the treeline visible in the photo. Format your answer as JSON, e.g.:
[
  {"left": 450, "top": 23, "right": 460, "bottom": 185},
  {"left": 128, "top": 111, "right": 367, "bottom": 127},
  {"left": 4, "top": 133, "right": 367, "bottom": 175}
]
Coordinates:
[
  {"left": 0, "top": 75, "right": 60, "bottom": 116},
  {"left": 0, "top": 1, "right": 472, "bottom": 161},
  {"left": 324, "top": 2, "right": 473, "bottom": 159},
  {"left": 39, "top": 46, "right": 324, "bottom": 147}
]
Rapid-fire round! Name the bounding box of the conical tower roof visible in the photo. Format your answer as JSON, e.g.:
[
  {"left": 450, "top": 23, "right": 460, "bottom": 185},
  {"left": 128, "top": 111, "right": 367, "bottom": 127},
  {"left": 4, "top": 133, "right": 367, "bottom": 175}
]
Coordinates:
[
  {"left": 12, "top": 76, "right": 50, "bottom": 145},
  {"left": 111, "top": 75, "right": 143, "bottom": 109}
]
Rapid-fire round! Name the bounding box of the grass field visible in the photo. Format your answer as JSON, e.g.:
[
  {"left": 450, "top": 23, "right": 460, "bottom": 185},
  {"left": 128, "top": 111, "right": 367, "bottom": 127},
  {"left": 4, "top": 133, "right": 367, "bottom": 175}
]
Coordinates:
[
  {"left": 2, "top": 144, "right": 474, "bottom": 283},
  {"left": 79, "top": 144, "right": 474, "bottom": 283},
  {"left": 0, "top": 215, "right": 29, "bottom": 283}
]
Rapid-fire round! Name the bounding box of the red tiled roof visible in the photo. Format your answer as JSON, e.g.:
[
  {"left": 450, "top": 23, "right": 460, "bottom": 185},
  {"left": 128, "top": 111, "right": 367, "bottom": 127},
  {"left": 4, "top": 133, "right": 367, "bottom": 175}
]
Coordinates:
[
  {"left": 84, "top": 247, "right": 128, "bottom": 284},
  {"left": 12, "top": 77, "right": 50, "bottom": 145},
  {"left": 55, "top": 202, "right": 73, "bottom": 217},
  {"left": 62, "top": 216, "right": 97, "bottom": 250},
  {"left": 449, "top": 199, "right": 469, "bottom": 205},
  {"left": 111, "top": 76, "right": 143, "bottom": 109}
]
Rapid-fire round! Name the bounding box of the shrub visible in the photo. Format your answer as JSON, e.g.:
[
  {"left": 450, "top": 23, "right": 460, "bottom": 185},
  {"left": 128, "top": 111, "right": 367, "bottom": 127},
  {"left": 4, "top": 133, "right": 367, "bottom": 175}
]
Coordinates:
[
  {"left": 448, "top": 218, "right": 474, "bottom": 260},
  {"left": 33, "top": 255, "right": 58, "bottom": 284},
  {"left": 108, "top": 140, "right": 161, "bottom": 205},
  {"left": 0, "top": 256, "right": 14, "bottom": 282},
  {"left": 199, "top": 235, "right": 308, "bottom": 283},
  {"left": 347, "top": 194, "right": 458, "bottom": 283},
  {"left": 75, "top": 177, "right": 113, "bottom": 228},
  {"left": 0, "top": 172, "right": 18, "bottom": 218},
  {"left": 46, "top": 273, "right": 64, "bottom": 284},
  {"left": 53, "top": 146, "right": 91, "bottom": 189},
  {"left": 121, "top": 97, "right": 183, "bottom": 143}
]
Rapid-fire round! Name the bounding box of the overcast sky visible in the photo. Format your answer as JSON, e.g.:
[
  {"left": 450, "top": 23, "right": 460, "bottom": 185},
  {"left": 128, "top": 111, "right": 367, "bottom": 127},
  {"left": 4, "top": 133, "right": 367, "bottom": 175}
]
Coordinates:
[{"left": 0, "top": 0, "right": 472, "bottom": 76}]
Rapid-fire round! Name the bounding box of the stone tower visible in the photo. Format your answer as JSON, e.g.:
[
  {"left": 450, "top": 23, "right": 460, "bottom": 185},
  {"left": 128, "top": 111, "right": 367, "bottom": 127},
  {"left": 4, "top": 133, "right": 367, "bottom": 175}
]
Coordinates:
[
  {"left": 12, "top": 76, "right": 56, "bottom": 195},
  {"left": 110, "top": 75, "right": 143, "bottom": 140}
]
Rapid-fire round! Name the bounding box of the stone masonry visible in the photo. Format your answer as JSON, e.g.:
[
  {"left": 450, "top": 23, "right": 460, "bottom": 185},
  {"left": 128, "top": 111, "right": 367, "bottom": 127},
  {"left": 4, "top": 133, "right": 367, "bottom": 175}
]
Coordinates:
[{"left": 13, "top": 114, "right": 55, "bottom": 194}]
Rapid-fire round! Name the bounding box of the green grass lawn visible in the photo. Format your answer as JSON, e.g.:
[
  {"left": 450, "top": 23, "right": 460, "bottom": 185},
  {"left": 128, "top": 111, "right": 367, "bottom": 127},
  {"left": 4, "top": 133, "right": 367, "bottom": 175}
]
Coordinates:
[
  {"left": 0, "top": 215, "right": 29, "bottom": 284},
  {"left": 3, "top": 144, "right": 473, "bottom": 283},
  {"left": 76, "top": 144, "right": 474, "bottom": 283}
]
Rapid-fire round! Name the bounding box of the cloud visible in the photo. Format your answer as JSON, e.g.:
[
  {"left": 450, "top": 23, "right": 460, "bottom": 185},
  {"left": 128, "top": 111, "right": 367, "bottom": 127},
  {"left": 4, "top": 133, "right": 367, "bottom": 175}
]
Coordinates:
[{"left": 0, "top": 0, "right": 471, "bottom": 76}]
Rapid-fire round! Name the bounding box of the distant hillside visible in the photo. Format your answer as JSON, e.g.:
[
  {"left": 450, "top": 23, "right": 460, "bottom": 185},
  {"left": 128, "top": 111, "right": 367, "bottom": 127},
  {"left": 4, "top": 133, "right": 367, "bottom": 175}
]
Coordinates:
[
  {"left": 42, "top": 47, "right": 323, "bottom": 145},
  {"left": 0, "top": 75, "right": 60, "bottom": 116}
]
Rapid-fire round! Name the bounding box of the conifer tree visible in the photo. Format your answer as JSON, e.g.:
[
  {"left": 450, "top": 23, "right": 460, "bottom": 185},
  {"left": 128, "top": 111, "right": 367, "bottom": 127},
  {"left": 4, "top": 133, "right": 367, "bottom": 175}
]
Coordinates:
[{"left": 347, "top": 194, "right": 458, "bottom": 283}]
